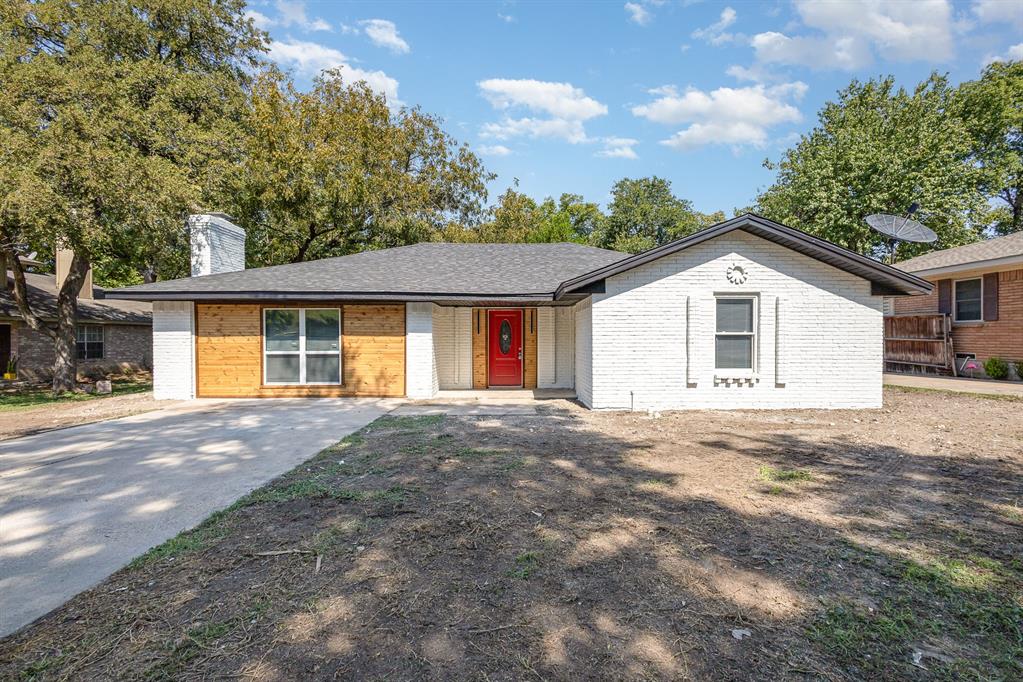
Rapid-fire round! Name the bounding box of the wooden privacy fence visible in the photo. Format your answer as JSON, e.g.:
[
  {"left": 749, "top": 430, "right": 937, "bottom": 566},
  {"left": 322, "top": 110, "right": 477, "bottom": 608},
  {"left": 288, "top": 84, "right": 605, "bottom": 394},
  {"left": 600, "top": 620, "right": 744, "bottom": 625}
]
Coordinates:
[{"left": 884, "top": 314, "right": 955, "bottom": 375}]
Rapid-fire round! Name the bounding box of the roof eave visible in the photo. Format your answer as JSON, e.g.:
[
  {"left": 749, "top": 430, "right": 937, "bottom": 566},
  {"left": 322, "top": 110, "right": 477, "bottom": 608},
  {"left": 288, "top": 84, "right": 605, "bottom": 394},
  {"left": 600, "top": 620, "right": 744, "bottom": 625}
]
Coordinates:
[
  {"left": 110, "top": 290, "right": 563, "bottom": 303},
  {"left": 899, "top": 253, "right": 1023, "bottom": 279}
]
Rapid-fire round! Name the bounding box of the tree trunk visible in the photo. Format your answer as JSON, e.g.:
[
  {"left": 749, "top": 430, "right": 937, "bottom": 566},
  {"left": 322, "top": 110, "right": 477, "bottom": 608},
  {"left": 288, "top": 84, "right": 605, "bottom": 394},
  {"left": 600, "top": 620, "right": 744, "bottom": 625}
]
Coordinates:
[{"left": 51, "top": 251, "right": 91, "bottom": 393}]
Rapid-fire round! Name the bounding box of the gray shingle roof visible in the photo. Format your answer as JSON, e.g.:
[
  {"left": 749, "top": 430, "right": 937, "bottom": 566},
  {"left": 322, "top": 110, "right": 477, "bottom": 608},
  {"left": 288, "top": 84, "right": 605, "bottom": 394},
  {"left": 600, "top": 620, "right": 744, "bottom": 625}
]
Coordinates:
[
  {"left": 895, "top": 231, "right": 1023, "bottom": 274},
  {"left": 111, "top": 242, "right": 629, "bottom": 302},
  {"left": 2, "top": 271, "right": 152, "bottom": 324}
]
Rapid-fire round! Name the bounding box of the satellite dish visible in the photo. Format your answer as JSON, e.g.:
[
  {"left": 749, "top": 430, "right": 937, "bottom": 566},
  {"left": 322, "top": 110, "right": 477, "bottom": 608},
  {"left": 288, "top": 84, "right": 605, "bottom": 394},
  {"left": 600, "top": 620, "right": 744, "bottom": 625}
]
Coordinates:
[{"left": 864, "top": 207, "right": 937, "bottom": 263}]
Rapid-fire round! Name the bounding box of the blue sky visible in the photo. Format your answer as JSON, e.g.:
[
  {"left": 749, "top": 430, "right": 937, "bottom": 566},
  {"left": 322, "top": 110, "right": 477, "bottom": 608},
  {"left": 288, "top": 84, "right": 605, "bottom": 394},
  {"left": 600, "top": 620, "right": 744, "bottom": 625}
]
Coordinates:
[{"left": 248, "top": 0, "right": 1023, "bottom": 215}]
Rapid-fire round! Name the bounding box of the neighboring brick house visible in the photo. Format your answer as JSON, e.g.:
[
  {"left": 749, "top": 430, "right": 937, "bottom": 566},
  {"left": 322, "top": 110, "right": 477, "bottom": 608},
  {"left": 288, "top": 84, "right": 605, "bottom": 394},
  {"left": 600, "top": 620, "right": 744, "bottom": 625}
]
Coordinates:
[
  {"left": 112, "top": 213, "right": 931, "bottom": 410},
  {"left": 891, "top": 231, "right": 1023, "bottom": 378},
  {"left": 2, "top": 255, "right": 152, "bottom": 381}
]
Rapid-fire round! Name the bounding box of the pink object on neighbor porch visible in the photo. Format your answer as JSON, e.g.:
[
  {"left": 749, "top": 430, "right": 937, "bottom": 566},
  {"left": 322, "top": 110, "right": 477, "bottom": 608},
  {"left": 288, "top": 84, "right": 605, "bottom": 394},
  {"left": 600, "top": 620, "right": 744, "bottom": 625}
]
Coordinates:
[{"left": 963, "top": 359, "right": 980, "bottom": 378}]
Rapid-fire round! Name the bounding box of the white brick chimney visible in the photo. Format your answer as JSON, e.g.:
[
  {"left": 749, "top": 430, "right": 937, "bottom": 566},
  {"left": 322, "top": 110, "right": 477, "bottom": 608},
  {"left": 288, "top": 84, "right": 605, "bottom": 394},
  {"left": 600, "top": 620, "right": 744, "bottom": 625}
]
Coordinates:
[{"left": 189, "top": 213, "right": 245, "bottom": 277}]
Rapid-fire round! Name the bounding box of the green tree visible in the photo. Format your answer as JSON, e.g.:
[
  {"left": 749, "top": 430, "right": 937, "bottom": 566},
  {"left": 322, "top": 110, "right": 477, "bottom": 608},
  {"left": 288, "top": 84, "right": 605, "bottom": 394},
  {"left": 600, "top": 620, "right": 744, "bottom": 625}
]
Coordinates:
[
  {"left": 0, "top": 0, "right": 264, "bottom": 392},
  {"left": 438, "top": 186, "right": 605, "bottom": 244},
  {"left": 229, "top": 69, "right": 492, "bottom": 265},
  {"left": 593, "top": 177, "right": 723, "bottom": 253},
  {"left": 756, "top": 74, "right": 986, "bottom": 258},
  {"left": 956, "top": 60, "right": 1023, "bottom": 235}
]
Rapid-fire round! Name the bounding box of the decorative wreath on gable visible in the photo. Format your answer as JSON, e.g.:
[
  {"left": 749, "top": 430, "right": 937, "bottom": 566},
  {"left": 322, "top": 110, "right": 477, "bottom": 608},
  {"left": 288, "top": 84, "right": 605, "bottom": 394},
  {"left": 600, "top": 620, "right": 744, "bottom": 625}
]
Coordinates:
[{"left": 726, "top": 264, "right": 748, "bottom": 285}]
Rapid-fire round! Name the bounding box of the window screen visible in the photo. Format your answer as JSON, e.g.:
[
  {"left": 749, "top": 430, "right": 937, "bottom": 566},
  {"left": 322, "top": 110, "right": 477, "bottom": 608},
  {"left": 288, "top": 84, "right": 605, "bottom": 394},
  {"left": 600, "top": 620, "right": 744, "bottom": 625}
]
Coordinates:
[
  {"left": 954, "top": 279, "right": 982, "bottom": 321},
  {"left": 263, "top": 308, "right": 340, "bottom": 384},
  {"left": 715, "top": 298, "right": 755, "bottom": 370}
]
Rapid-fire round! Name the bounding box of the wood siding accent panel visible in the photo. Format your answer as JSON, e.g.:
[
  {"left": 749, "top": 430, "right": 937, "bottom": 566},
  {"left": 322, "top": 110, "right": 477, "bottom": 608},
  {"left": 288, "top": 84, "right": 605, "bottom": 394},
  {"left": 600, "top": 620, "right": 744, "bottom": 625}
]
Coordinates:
[
  {"left": 195, "top": 303, "right": 404, "bottom": 398},
  {"left": 524, "top": 308, "right": 537, "bottom": 389},
  {"left": 196, "top": 304, "right": 261, "bottom": 397},
  {"left": 471, "top": 308, "right": 487, "bottom": 389},
  {"left": 343, "top": 304, "right": 405, "bottom": 396}
]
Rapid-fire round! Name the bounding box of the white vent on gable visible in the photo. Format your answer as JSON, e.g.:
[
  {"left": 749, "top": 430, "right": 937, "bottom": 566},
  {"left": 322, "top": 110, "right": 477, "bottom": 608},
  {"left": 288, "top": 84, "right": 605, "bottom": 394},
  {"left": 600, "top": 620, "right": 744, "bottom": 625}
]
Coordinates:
[{"left": 189, "top": 213, "right": 245, "bottom": 277}]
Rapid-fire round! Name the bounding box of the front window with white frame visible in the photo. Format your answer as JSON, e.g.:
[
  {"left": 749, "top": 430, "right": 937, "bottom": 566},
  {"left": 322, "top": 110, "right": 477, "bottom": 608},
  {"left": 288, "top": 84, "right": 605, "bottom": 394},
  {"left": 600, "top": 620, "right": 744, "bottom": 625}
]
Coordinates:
[
  {"left": 715, "top": 296, "right": 756, "bottom": 371},
  {"left": 263, "top": 308, "right": 341, "bottom": 385},
  {"left": 953, "top": 278, "right": 982, "bottom": 322}
]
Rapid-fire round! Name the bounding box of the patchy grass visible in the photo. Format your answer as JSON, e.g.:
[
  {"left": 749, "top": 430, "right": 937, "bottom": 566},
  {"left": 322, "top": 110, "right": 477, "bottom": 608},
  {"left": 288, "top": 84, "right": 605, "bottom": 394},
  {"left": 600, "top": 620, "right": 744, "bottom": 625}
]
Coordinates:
[
  {"left": 0, "top": 378, "right": 151, "bottom": 412},
  {"left": 810, "top": 545, "right": 1023, "bottom": 679},
  {"left": 885, "top": 383, "right": 1023, "bottom": 403},
  {"left": 507, "top": 551, "right": 541, "bottom": 580},
  {"left": 758, "top": 465, "right": 813, "bottom": 483}
]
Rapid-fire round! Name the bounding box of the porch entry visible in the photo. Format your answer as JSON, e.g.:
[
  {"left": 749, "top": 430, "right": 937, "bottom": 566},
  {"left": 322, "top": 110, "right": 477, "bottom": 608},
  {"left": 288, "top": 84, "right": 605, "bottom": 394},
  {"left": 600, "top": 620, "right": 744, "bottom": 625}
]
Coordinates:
[{"left": 487, "top": 309, "right": 523, "bottom": 386}]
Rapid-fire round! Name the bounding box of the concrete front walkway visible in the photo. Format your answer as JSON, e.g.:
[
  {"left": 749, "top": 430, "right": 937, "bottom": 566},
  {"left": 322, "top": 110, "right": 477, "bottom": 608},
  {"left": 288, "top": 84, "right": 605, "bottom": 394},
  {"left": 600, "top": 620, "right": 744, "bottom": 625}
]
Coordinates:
[
  {"left": 0, "top": 398, "right": 398, "bottom": 637},
  {"left": 884, "top": 373, "right": 1023, "bottom": 397}
]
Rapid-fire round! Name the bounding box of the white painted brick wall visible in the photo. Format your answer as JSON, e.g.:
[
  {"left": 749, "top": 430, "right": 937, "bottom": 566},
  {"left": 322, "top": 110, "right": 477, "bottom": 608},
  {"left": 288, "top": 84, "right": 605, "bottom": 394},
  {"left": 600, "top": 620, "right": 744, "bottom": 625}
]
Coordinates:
[
  {"left": 589, "top": 231, "right": 883, "bottom": 410},
  {"left": 433, "top": 306, "right": 471, "bottom": 389},
  {"left": 406, "top": 302, "right": 438, "bottom": 398},
  {"left": 152, "top": 301, "right": 195, "bottom": 400},
  {"left": 537, "top": 308, "right": 555, "bottom": 387},
  {"left": 574, "top": 298, "right": 593, "bottom": 407},
  {"left": 189, "top": 214, "right": 245, "bottom": 277},
  {"left": 554, "top": 306, "right": 575, "bottom": 388}
]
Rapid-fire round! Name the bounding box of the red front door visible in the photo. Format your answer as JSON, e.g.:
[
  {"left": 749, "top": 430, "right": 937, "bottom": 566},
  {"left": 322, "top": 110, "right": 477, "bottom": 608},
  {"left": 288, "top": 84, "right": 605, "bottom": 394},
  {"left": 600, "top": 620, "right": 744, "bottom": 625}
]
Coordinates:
[{"left": 488, "top": 309, "right": 522, "bottom": 386}]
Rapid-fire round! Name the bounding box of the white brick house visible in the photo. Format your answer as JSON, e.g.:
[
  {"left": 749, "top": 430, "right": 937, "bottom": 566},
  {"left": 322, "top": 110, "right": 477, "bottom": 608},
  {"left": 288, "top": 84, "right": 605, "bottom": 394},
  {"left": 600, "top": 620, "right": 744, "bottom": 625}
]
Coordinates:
[{"left": 112, "top": 214, "right": 931, "bottom": 409}]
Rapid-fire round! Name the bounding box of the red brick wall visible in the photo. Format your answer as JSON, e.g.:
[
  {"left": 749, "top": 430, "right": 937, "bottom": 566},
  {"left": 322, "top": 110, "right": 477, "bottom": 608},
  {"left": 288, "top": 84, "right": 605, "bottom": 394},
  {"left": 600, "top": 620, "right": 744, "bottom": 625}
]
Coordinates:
[
  {"left": 10, "top": 322, "right": 152, "bottom": 380},
  {"left": 892, "top": 268, "right": 1023, "bottom": 368}
]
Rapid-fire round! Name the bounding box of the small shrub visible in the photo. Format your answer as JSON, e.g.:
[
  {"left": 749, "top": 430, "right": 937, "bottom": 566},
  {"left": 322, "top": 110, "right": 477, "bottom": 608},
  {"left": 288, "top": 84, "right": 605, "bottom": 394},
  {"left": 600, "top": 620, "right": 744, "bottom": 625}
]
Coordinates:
[
  {"left": 1014, "top": 360, "right": 1023, "bottom": 381},
  {"left": 983, "top": 357, "right": 1010, "bottom": 380}
]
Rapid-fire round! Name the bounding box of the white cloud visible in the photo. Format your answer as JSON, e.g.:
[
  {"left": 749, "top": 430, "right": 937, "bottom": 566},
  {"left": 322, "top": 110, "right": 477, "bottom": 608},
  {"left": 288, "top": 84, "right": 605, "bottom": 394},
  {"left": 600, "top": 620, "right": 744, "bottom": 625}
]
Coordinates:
[
  {"left": 478, "top": 78, "right": 608, "bottom": 145},
  {"left": 983, "top": 42, "right": 1023, "bottom": 66},
  {"left": 632, "top": 82, "right": 806, "bottom": 151},
  {"left": 747, "top": 0, "right": 954, "bottom": 72},
  {"left": 972, "top": 0, "right": 1023, "bottom": 30},
  {"left": 246, "top": 1, "right": 330, "bottom": 32},
  {"left": 245, "top": 10, "right": 273, "bottom": 30},
  {"left": 497, "top": 12, "right": 516, "bottom": 23},
  {"left": 481, "top": 117, "right": 590, "bottom": 144},
  {"left": 691, "top": 7, "right": 738, "bottom": 45},
  {"left": 360, "top": 19, "right": 410, "bottom": 54},
  {"left": 751, "top": 31, "right": 872, "bottom": 70},
  {"left": 274, "top": 0, "right": 331, "bottom": 31},
  {"left": 596, "top": 137, "right": 639, "bottom": 159},
  {"left": 478, "top": 144, "right": 513, "bottom": 156},
  {"left": 625, "top": 2, "right": 652, "bottom": 25},
  {"left": 268, "top": 39, "right": 400, "bottom": 103},
  {"left": 479, "top": 79, "right": 607, "bottom": 120}
]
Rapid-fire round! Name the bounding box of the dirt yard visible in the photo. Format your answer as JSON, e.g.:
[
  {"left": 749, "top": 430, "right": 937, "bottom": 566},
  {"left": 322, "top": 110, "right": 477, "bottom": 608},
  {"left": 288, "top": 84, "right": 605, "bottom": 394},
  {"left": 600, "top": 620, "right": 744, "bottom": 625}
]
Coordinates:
[
  {"left": 2, "top": 387, "right": 1020, "bottom": 680},
  {"left": 0, "top": 380, "right": 161, "bottom": 441}
]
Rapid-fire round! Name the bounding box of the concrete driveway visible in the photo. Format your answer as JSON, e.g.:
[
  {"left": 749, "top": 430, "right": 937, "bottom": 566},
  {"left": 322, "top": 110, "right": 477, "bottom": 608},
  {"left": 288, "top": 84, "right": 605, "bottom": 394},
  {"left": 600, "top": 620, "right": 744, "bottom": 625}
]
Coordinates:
[{"left": 0, "top": 398, "right": 398, "bottom": 637}]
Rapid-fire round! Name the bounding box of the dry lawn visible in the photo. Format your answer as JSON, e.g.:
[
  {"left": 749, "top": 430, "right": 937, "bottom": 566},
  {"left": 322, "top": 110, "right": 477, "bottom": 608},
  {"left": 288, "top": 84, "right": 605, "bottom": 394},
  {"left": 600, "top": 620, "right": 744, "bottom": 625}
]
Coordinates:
[{"left": 2, "top": 387, "right": 1021, "bottom": 680}]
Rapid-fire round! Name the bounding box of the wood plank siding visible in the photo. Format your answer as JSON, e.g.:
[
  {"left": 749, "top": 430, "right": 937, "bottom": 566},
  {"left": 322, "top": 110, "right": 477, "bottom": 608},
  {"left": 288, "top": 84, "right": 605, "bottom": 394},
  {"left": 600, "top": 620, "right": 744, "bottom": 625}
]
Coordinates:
[
  {"left": 523, "top": 307, "right": 537, "bottom": 389},
  {"left": 471, "top": 308, "right": 487, "bottom": 389},
  {"left": 195, "top": 303, "right": 405, "bottom": 398}
]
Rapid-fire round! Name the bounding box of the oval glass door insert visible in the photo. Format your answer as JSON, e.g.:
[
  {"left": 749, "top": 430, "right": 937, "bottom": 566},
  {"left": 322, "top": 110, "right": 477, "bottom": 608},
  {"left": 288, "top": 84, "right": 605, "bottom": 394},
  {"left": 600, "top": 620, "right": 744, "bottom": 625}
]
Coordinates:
[{"left": 499, "top": 320, "right": 512, "bottom": 354}]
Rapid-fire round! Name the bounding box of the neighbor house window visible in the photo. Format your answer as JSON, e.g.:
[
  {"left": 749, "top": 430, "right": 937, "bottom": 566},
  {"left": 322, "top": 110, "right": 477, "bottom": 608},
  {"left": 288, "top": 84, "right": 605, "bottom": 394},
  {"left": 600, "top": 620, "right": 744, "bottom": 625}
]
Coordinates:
[
  {"left": 954, "top": 278, "right": 982, "bottom": 322},
  {"left": 76, "top": 324, "right": 104, "bottom": 360},
  {"left": 715, "top": 297, "right": 756, "bottom": 371},
  {"left": 263, "top": 308, "right": 341, "bottom": 385}
]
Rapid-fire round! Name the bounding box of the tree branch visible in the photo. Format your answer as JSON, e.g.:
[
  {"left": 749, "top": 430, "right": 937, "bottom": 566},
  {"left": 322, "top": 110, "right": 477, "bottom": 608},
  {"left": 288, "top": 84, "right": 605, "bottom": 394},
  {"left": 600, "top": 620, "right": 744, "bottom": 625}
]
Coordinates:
[{"left": 1, "top": 236, "right": 57, "bottom": 341}]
